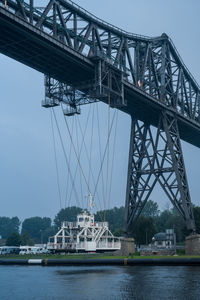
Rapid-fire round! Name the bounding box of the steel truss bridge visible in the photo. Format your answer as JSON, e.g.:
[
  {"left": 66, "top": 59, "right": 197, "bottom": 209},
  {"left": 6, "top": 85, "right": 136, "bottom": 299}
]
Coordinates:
[{"left": 0, "top": 0, "right": 199, "bottom": 234}]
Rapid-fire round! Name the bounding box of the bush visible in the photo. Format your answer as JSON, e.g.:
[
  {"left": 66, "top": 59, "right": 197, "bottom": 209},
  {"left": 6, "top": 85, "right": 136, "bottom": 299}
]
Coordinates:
[{"left": 176, "top": 249, "right": 185, "bottom": 256}]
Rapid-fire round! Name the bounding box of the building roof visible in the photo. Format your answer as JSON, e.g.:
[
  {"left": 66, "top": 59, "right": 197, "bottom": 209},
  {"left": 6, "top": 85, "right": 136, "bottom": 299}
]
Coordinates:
[{"left": 154, "top": 232, "right": 167, "bottom": 241}]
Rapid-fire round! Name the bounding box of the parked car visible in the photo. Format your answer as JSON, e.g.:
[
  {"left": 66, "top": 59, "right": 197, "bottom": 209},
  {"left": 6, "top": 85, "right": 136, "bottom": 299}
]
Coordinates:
[
  {"left": 19, "top": 246, "right": 50, "bottom": 255},
  {"left": 31, "top": 247, "right": 50, "bottom": 254}
]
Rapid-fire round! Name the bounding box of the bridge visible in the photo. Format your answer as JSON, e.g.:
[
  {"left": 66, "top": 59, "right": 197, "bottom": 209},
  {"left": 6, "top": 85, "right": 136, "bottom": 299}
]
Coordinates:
[{"left": 0, "top": 0, "right": 199, "bottom": 234}]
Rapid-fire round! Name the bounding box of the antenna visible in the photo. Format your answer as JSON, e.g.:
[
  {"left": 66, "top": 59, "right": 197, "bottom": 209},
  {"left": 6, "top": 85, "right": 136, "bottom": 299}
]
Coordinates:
[{"left": 85, "top": 193, "right": 94, "bottom": 214}]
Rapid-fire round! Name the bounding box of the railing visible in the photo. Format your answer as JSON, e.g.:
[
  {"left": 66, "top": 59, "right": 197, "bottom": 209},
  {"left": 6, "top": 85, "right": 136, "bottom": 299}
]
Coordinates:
[
  {"left": 95, "top": 222, "right": 108, "bottom": 227},
  {"left": 64, "top": 0, "right": 152, "bottom": 41},
  {"left": 63, "top": 221, "right": 77, "bottom": 228},
  {"left": 47, "top": 242, "right": 76, "bottom": 250},
  {"left": 137, "top": 245, "right": 185, "bottom": 251},
  {"left": 62, "top": 221, "right": 109, "bottom": 228},
  {"left": 168, "top": 37, "right": 200, "bottom": 90},
  {"left": 96, "top": 241, "right": 121, "bottom": 249}
]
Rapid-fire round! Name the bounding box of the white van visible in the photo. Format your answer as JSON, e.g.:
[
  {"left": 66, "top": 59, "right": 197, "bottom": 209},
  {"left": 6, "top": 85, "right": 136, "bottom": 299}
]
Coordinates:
[{"left": 19, "top": 246, "right": 33, "bottom": 255}]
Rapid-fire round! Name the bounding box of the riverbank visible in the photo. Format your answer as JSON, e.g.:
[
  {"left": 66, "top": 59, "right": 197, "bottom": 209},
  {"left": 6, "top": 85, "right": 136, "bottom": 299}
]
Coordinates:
[{"left": 1, "top": 253, "right": 200, "bottom": 260}]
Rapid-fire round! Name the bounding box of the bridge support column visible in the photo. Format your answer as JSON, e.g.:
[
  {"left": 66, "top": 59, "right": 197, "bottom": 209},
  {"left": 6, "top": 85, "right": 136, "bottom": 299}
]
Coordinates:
[
  {"left": 186, "top": 235, "right": 200, "bottom": 255},
  {"left": 114, "top": 237, "right": 135, "bottom": 256},
  {"left": 124, "top": 111, "right": 196, "bottom": 236}
]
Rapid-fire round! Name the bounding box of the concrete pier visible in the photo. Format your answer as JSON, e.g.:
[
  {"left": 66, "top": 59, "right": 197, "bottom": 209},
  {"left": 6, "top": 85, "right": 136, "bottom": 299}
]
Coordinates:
[
  {"left": 114, "top": 237, "right": 136, "bottom": 256},
  {"left": 186, "top": 234, "right": 200, "bottom": 255}
]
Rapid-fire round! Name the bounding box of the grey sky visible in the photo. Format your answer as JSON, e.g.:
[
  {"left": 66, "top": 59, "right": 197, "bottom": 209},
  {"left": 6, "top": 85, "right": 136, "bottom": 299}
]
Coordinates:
[{"left": 0, "top": 0, "right": 200, "bottom": 222}]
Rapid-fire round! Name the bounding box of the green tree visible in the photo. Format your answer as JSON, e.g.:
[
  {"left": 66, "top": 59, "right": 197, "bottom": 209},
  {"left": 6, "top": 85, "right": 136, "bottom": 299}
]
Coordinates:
[
  {"left": 193, "top": 206, "right": 200, "bottom": 233},
  {"left": 42, "top": 227, "right": 56, "bottom": 243},
  {"left": 154, "top": 208, "right": 187, "bottom": 242},
  {"left": 166, "top": 214, "right": 186, "bottom": 242},
  {"left": 6, "top": 232, "right": 21, "bottom": 246},
  {"left": 54, "top": 207, "right": 82, "bottom": 230},
  {"left": 132, "top": 216, "right": 157, "bottom": 245},
  {"left": 0, "top": 217, "right": 20, "bottom": 239},
  {"left": 95, "top": 206, "right": 125, "bottom": 234},
  {"left": 141, "top": 200, "right": 160, "bottom": 218},
  {"left": 22, "top": 217, "right": 52, "bottom": 243},
  {"left": 20, "top": 231, "right": 34, "bottom": 246},
  {"left": 155, "top": 209, "right": 173, "bottom": 232}
]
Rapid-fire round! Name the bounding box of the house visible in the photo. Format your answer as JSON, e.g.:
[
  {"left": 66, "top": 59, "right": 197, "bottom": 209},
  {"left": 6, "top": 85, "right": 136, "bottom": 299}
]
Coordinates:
[{"left": 152, "top": 229, "right": 175, "bottom": 249}]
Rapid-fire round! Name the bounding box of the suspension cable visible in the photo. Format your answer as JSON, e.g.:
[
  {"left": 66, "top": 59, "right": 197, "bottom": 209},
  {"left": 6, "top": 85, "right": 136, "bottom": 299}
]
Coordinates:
[
  {"left": 96, "top": 103, "right": 105, "bottom": 204},
  {"left": 88, "top": 104, "right": 95, "bottom": 188},
  {"left": 104, "top": 70, "right": 111, "bottom": 221},
  {"left": 75, "top": 114, "right": 84, "bottom": 208},
  {"left": 50, "top": 109, "right": 62, "bottom": 210},
  {"left": 93, "top": 109, "right": 117, "bottom": 199},
  {"left": 61, "top": 103, "right": 92, "bottom": 195},
  {"left": 64, "top": 115, "right": 75, "bottom": 208},
  {"left": 51, "top": 107, "right": 81, "bottom": 208},
  {"left": 108, "top": 109, "right": 119, "bottom": 210},
  {"left": 67, "top": 105, "right": 92, "bottom": 208},
  {"left": 62, "top": 104, "right": 103, "bottom": 221},
  {"left": 76, "top": 114, "right": 103, "bottom": 212}
]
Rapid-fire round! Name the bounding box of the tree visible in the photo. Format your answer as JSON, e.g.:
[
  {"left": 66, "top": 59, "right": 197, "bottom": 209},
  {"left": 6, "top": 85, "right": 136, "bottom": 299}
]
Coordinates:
[
  {"left": 42, "top": 227, "right": 56, "bottom": 243},
  {"left": 22, "top": 217, "right": 52, "bottom": 243},
  {"left": 193, "top": 206, "right": 200, "bottom": 233},
  {"left": 154, "top": 208, "right": 187, "bottom": 242},
  {"left": 141, "top": 200, "right": 160, "bottom": 218},
  {"left": 20, "top": 231, "right": 34, "bottom": 246},
  {"left": 155, "top": 209, "right": 173, "bottom": 232},
  {"left": 54, "top": 207, "right": 82, "bottom": 230},
  {"left": 95, "top": 206, "right": 125, "bottom": 234},
  {"left": 132, "top": 216, "right": 157, "bottom": 245},
  {"left": 6, "top": 232, "right": 21, "bottom": 246},
  {"left": 0, "top": 217, "right": 20, "bottom": 239}
]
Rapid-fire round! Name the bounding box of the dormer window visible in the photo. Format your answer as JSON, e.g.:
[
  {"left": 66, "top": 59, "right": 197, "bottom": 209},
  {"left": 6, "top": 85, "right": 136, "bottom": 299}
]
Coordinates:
[{"left": 79, "top": 217, "right": 84, "bottom": 222}]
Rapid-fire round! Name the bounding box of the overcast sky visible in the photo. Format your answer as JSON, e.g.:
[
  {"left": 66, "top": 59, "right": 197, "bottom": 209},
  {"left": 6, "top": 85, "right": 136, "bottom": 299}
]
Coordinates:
[{"left": 0, "top": 0, "right": 200, "bottom": 222}]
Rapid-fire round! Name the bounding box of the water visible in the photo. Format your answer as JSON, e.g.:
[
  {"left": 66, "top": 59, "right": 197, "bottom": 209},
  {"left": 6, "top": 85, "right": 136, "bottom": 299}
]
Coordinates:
[{"left": 0, "top": 265, "right": 200, "bottom": 300}]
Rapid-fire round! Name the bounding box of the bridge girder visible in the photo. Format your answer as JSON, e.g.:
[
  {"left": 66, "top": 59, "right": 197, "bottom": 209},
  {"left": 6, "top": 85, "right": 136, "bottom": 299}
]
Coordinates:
[{"left": 1, "top": 0, "right": 200, "bottom": 137}]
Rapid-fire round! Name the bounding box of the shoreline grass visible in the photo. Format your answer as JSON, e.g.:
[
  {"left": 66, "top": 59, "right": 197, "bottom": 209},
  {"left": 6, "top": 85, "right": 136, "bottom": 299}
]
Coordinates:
[{"left": 1, "top": 253, "right": 200, "bottom": 260}]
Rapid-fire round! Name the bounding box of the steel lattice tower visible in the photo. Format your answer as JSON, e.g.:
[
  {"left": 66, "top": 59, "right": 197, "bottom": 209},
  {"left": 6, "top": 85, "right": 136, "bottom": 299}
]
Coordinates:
[{"left": 124, "top": 112, "right": 195, "bottom": 235}]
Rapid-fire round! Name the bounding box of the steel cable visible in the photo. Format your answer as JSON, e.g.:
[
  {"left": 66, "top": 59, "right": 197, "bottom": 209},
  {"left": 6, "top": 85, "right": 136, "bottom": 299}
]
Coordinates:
[
  {"left": 51, "top": 107, "right": 81, "bottom": 208},
  {"left": 67, "top": 104, "right": 92, "bottom": 208},
  {"left": 108, "top": 109, "right": 119, "bottom": 210},
  {"left": 64, "top": 115, "right": 75, "bottom": 209},
  {"left": 93, "top": 109, "right": 117, "bottom": 200},
  {"left": 50, "top": 109, "right": 62, "bottom": 210}
]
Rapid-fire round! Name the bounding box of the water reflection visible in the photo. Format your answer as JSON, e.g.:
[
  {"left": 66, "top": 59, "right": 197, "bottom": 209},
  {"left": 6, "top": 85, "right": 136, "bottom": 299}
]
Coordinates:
[
  {"left": 0, "top": 265, "right": 200, "bottom": 299},
  {"left": 120, "top": 266, "right": 200, "bottom": 300}
]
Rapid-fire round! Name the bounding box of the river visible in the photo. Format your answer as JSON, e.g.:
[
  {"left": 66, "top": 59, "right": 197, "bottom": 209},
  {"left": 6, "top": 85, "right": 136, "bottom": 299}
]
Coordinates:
[{"left": 0, "top": 265, "right": 200, "bottom": 299}]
